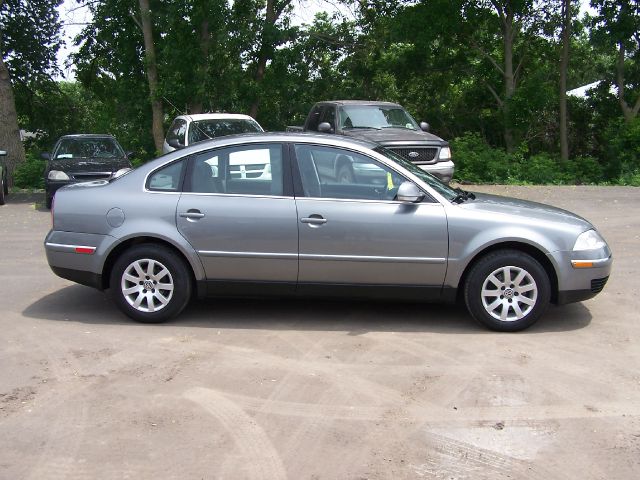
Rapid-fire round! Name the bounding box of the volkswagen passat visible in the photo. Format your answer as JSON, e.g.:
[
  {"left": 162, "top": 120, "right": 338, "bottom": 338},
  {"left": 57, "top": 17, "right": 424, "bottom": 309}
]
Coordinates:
[{"left": 44, "top": 134, "right": 612, "bottom": 331}]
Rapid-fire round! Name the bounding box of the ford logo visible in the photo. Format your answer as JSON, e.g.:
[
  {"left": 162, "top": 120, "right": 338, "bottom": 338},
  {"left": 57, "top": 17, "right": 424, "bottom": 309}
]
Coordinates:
[{"left": 408, "top": 151, "right": 420, "bottom": 158}]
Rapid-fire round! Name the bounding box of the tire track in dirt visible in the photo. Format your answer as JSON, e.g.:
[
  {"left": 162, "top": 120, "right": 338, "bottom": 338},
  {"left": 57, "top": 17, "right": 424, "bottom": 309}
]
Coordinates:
[{"left": 184, "top": 387, "right": 287, "bottom": 480}]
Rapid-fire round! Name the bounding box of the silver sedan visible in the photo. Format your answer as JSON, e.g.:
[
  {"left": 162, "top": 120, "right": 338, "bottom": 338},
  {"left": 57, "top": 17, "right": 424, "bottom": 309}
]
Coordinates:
[{"left": 44, "top": 133, "right": 612, "bottom": 331}]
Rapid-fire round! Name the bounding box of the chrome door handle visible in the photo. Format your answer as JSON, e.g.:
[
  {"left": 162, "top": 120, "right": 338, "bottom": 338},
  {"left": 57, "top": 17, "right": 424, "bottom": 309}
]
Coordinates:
[
  {"left": 300, "top": 216, "right": 327, "bottom": 225},
  {"left": 179, "top": 210, "right": 205, "bottom": 219}
]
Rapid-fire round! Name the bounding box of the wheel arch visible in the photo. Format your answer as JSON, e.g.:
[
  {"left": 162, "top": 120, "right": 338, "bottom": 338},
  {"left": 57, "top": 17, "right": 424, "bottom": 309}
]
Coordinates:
[
  {"left": 101, "top": 236, "right": 200, "bottom": 297},
  {"left": 456, "top": 241, "right": 559, "bottom": 304}
]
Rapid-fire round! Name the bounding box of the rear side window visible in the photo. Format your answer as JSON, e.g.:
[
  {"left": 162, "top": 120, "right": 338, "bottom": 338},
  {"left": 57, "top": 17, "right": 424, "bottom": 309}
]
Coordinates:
[
  {"left": 147, "top": 159, "right": 185, "bottom": 191},
  {"left": 187, "top": 144, "right": 284, "bottom": 196}
]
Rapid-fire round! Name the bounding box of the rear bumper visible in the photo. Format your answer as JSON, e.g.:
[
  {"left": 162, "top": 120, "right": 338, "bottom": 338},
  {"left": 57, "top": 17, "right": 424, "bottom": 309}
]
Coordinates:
[
  {"left": 50, "top": 266, "right": 103, "bottom": 290},
  {"left": 45, "top": 230, "right": 117, "bottom": 290}
]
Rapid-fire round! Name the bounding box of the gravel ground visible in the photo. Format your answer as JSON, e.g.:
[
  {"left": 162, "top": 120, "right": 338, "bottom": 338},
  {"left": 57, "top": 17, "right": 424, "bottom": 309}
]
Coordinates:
[{"left": 0, "top": 186, "right": 639, "bottom": 480}]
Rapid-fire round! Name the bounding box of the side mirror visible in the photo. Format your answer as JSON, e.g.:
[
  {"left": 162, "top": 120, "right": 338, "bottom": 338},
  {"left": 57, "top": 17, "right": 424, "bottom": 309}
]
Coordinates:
[
  {"left": 41, "top": 152, "right": 50, "bottom": 160},
  {"left": 126, "top": 151, "right": 136, "bottom": 159},
  {"left": 0, "top": 150, "right": 6, "bottom": 156},
  {"left": 318, "top": 122, "right": 333, "bottom": 133},
  {"left": 419, "top": 122, "right": 430, "bottom": 132},
  {"left": 396, "top": 181, "right": 424, "bottom": 203},
  {"left": 168, "top": 138, "right": 184, "bottom": 149}
]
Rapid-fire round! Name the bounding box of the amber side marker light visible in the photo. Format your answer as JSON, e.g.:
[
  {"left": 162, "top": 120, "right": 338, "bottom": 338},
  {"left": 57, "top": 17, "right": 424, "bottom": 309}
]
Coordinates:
[{"left": 571, "top": 260, "right": 594, "bottom": 268}]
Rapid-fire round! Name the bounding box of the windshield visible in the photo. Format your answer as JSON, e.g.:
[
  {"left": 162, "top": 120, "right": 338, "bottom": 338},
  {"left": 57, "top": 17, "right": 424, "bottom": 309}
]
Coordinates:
[
  {"left": 338, "top": 105, "right": 420, "bottom": 130},
  {"left": 375, "top": 146, "right": 458, "bottom": 201},
  {"left": 53, "top": 138, "right": 125, "bottom": 160},
  {"left": 188, "top": 119, "right": 263, "bottom": 144}
]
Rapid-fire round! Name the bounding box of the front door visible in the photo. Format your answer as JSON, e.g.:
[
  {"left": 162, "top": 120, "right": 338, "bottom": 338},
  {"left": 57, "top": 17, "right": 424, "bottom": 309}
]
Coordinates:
[{"left": 292, "top": 143, "right": 448, "bottom": 297}]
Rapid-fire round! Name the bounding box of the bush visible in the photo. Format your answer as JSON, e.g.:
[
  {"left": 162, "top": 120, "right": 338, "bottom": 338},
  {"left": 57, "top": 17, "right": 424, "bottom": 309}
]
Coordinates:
[
  {"left": 519, "top": 153, "right": 561, "bottom": 184},
  {"left": 451, "top": 133, "right": 513, "bottom": 183},
  {"left": 13, "top": 154, "right": 45, "bottom": 189}
]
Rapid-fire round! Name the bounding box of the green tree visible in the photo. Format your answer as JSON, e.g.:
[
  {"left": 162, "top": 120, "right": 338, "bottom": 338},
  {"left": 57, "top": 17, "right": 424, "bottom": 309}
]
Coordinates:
[{"left": 0, "top": 0, "right": 62, "bottom": 186}]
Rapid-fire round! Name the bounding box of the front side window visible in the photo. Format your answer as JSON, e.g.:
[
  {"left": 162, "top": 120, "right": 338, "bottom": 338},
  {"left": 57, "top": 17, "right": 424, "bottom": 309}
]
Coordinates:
[
  {"left": 319, "top": 106, "right": 336, "bottom": 131},
  {"left": 188, "top": 144, "right": 284, "bottom": 196},
  {"left": 375, "top": 147, "right": 456, "bottom": 201},
  {"left": 305, "top": 105, "right": 322, "bottom": 131},
  {"left": 187, "top": 119, "right": 263, "bottom": 145},
  {"left": 147, "top": 159, "right": 185, "bottom": 191},
  {"left": 167, "top": 119, "right": 187, "bottom": 145},
  {"left": 294, "top": 144, "right": 410, "bottom": 201}
]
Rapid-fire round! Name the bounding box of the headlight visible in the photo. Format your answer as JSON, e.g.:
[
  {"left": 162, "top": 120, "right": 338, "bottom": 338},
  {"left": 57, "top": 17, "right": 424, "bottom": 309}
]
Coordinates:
[
  {"left": 48, "top": 170, "right": 70, "bottom": 181},
  {"left": 113, "top": 168, "right": 132, "bottom": 179},
  {"left": 573, "top": 229, "right": 607, "bottom": 251},
  {"left": 438, "top": 146, "right": 451, "bottom": 161}
]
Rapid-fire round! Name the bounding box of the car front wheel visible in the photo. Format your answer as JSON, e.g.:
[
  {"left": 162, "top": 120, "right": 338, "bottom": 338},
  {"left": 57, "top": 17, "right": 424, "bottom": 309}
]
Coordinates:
[
  {"left": 109, "top": 244, "right": 192, "bottom": 323},
  {"left": 464, "top": 249, "right": 550, "bottom": 332}
]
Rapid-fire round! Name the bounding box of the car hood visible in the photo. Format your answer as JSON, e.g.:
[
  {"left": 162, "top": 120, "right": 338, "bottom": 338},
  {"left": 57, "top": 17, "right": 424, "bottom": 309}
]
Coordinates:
[
  {"left": 459, "top": 192, "right": 592, "bottom": 231},
  {"left": 342, "top": 128, "right": 445, "bottom": 144},
  {"left": 50, "top": 158, "right": 131, "bottom": 172}
]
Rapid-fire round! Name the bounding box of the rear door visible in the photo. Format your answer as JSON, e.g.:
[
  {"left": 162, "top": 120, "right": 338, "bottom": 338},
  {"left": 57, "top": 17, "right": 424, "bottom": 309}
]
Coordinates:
[{"left": 176, "top": 143, "right": 298, "bottom": 292}]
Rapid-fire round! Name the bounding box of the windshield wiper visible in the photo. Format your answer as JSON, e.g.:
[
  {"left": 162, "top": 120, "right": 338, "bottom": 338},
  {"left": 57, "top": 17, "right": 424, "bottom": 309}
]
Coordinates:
[
  {"left": 452, "top": 187, "right": 476, "bottom": 203},
  {"left": 381, "top": 125, "right": 415, "bottom": 130},
  {"left": 343, "top": 126, "right": 382, "bottom": 130}
]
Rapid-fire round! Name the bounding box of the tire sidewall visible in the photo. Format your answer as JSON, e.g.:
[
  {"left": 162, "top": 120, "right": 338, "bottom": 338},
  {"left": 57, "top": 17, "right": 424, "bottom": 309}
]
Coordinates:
[
  {"left": 464, "top": 250, "right": 551, "bottom": 332},
  {"left": 0, "top": 176, "right": 5, "bottom": 205},
  {"left": 109, "top": 244, "right": 192, "bottom": 323}
]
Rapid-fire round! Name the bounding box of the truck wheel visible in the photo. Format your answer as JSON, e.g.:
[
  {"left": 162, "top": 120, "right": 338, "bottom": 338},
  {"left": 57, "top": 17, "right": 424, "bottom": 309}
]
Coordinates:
[
  {"left": 109, "top": 244, "right": 192, "bottom": 323},
  {"left": 464, "top": 249, "right": 550, "bottom": 332},
  {"left": 0, "top": 176, "right": 5, "bottom": 205}
]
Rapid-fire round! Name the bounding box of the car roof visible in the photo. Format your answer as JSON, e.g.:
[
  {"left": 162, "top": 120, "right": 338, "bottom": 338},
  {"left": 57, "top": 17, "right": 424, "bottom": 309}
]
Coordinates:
[
  {"left": 155, "top": 132, "right": 381, "bottom": 162},
  {"left": 318, "top": 100, "right": 402, "bottom": 107},
  {"left": 175, "top": 113, "right": 257, "bottom": 122}
]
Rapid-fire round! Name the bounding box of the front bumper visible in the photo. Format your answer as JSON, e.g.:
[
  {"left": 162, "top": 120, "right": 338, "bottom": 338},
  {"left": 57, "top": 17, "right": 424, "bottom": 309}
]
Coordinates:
[
  {"left": 418, "top": 160, "right": 454, "bottom": 184},
  {"left": 548, "top": 248, "right": 613, "bottom": 305}
]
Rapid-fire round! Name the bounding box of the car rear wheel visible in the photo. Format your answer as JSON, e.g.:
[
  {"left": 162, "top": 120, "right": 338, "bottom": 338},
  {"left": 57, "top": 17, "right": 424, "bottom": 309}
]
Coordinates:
[
  {"left": 464, "top": 250, "right": 550, "bottom": 332},
  {"left": 110, "top": 244, "right": 192, "bottom": 323}
]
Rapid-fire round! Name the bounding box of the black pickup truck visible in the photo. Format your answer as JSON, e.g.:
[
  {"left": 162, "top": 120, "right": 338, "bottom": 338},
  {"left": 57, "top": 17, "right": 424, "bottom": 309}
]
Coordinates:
[{"left": 288, "top": 100, "right": 454, "bottom": 183}]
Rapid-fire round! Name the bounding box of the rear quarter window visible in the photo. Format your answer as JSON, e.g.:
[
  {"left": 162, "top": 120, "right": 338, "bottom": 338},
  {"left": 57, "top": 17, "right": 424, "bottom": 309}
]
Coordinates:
[{"left": 147, "top": 159, "right": 185, "bottom": 191}]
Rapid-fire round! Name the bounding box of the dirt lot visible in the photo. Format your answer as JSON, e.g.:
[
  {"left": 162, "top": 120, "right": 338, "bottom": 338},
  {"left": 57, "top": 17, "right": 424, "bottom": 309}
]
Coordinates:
[{"left": 0, "top": 186, "right": 639, "bottom": 480}]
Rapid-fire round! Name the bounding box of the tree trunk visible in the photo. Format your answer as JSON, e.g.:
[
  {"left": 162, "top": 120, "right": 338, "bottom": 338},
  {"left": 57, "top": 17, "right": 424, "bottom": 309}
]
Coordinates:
[
  {"left": 249, "top": 0, "right": 292, "bottom": 118},
  {"left": 0, "top": 53, "right": 26, "bottom": 188},
  {"left": 138, "top": 0, "right": 164, "bottom": 152},
  {"left": 502, "top": 7, "right": 515, "bottom": 153},
  {"left": 616, "top": 42, "right": 640, "bottom": 123},
  {"left": 559, "top": 0, "right": 571, "bottom": 161}
]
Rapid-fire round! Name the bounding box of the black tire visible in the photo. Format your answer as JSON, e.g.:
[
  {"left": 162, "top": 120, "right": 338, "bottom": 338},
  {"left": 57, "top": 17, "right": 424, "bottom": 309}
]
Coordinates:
[
  {"left": 336, "top": 164, "right": 355, "bottom": 184},
  {"left": 2, "top": 172, "right": 7, "bottom": 195},
  {"left": 109, "top": 244, "right": 192, "bottom": 323},
  {"left": 45, "top": 194, "right": 52, "bottom": 209},
  {"left": 0, "top": 176, "right": 5, "bottom": 205},
  {"left": 463, "top": 249, "right": 550, "bottom": 332}
]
